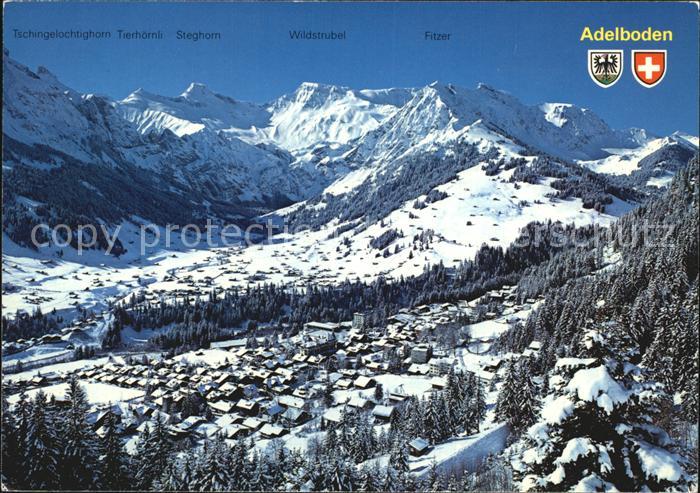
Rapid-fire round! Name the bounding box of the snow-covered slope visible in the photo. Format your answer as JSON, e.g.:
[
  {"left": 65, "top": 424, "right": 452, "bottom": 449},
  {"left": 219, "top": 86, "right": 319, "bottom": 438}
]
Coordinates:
[{"left": 580, "top": 132, "right": 698, "bottom": 187}]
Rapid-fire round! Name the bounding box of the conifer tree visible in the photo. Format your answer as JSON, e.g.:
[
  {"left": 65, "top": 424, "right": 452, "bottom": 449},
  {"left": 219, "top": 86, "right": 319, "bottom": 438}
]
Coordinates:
[
  {"left": 61, "top": 376, "right": 100, "bottom": 489},
  {"left": 24, "top": 392, "right": 60, "bottom": 490},
  {"left": 198, "top": 434, "right": 230, "bottom": 491},
  {"left": 1, "top": 395, "right": 21, "bottom": 487},
  {"left": 519, "top": 330, "right": 690, "bottom": 491},
  {"left": 495, "top": 360, "right": 520, "bottom": 425},
  {"left": 99, "top": 408, "right": 131, "bottom": 490}
]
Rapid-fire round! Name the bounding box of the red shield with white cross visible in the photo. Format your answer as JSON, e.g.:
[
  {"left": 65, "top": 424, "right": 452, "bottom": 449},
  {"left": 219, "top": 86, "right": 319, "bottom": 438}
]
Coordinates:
[{"left": 632, "top": 50, "right": 667, "bottom": 88}]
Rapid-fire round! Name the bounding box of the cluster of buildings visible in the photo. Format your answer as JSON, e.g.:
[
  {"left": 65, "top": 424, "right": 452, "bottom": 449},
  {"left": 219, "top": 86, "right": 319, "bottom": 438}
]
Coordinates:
[{"left": 4, "top": 286, "right": 544, "bottom": 457}]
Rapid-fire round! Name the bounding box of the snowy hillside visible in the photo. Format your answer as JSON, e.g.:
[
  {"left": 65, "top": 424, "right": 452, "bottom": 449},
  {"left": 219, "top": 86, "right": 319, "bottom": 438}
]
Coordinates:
[{"left": 580, "top": 132, "right": 698, "bottom": 188}]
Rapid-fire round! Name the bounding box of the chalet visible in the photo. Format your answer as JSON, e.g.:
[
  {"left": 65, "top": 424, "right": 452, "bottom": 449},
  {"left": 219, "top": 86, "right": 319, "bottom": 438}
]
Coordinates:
[
  {"left": 527, "top": 341, "right": 542, "bottom": 351},
  {"left": 364, "top": 361, "right": 385, "bottom": 373},
  {"left": 265, "top": 403, "right": 286, "bottom": 419},
  {"left": 30, "top": 376, "right": 47, "bottom": 386},
  {"left": 408, "top": 438, "right": 430, "bottom": 456},
  {"left": 236, "top": 399, "right": 259, "bottom": 416},
  {"left": 260, "top": 423, "right": 288, "bottom": 439},
  {"left": 338, "top": 368, "right": 358, "bottom": 378},
  {"left": 208, "top": 400, "right": 236, "bottom": 416},
  {"left": 282, "top": 407, "right": 311, "bottom": 426},
  {"left": 193, "top": 422, "right": 222, "bottom": 439},
  {"left": 407, "top": 364, "right": 430, "bottom": 375},
  {"left": 347, "top": 396, "right": 373, "bottom": 410},
  {"left": 388, "top": 391, "right": 408, "bottom": 403},
  {"left": 335, "top": 378, "right": 353, "bottom": 390},
  {"left": 278, "top": 395, "right": 307, "bottom": 410},
  {"left": 242, "top": 417, "right": 264, "bottom": 431},
  {"left": 354, "top": 375, "right": 376, "bottom": 389},
  {"left": 215, "top": 373, "right": 234, "bottom": 386},
  {"left": 479, "top": 371, "right": 497, "bottom": 385},
  {"left": 323, "top": 407, "right": 343, "bottom": 424},
  {"left": 307, "top": 355, "right": 326, "bottom": 366},
  {"left": 274, "top": 367, "right": 295, "bottom": 380},
  {"left": 430, "top": 376, "right": 447, "bottom": 390},
  {"left": 270, "top": 384, "right": 291, "bottom": 395},
  {"left": 178, "top": 415, "right": 207, "bottom": 431},
  {"left": 220, "top": 424, "right": 249, "bottom": 439},
  {"left": 219, "top": 382, "right": 243, "bottom": 401},
  {"left": 292, "top": 388, "right": 310, "bottom": 399},
  {"left": 372, "top": 405, "right": 395, "bottom": 421},
  {"left": 482, "top": 360, "right": 503, "bottom": 373}
]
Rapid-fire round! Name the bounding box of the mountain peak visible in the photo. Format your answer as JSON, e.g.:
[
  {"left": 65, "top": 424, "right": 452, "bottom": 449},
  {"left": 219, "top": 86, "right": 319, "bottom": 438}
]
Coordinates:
[
  {"left": 290, "top": 81, "right": 350, "bottom": 106},
  {"left": 181, "top": 82, "right": 214, "bottom": 100}
]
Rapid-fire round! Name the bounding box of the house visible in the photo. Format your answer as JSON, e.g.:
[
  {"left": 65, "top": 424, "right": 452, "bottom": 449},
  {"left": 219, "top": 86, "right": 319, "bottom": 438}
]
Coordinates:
[
  {"left": 354, "top": 375, "right": 376, "bottom": 389},
  {"left": 242, "top": 417, "right": 264, "bottom": 431},
  {"left": 479, "top": 371, "right": 497, "bottom": 385},
  {"left": 292, "top": 354, "right": 308, "bottom": 363},
  {"left": 430, "top": 376, "right": 447, "bottom": 389},
  {"left": 347, "top": 396, "right": 373, "bottom": 410},
  {"left": 292, "top": 388, "right": 310, "bottom": 399},
  {"left": 264, "top": 403, "right": 286, "bottom": 419},
  {"left": 282, "top": 407, "right": 311, "bottom": 426},
  {"left": 193, "top": 422, "right": 222, "bottom": 439},
  {"left": 334, "top": 378, "right": 353, "bottom": 390},
  {"left": 372, "top": 405, "right": 395, "bottom": 421},
  {"left": 408, "top": 438, "right": 430, "bottom": 456},
  {"left": 235, "top": 399, "right": 259, "bottom": 416},
  {"left": 411, "top": 345, "right": 432, "bottom": 364},
  {"left": 366, "top": 361, "right": 388, "bottom": 373},
  {"left": 208, "top": 400, "right": 236, "bottom": 416},
  {"left": 220, "top": 424, "right": 249, "bottom": 439},
  {"left": 522, "top": 348, "right": 537, "bottom": 358},
  {"left": 30, "top": 376, "right": 47, "bottom": 386},
  {"left": 482, "top": 360, "right": 503, "bottom": 373},
  {"left": 219, "top": 382, "right": 243, "bottom": 401},
  {"left": 407, "top": 364, "right": 430, "bottom": 375},
  {"left": 388, "top": 391, "right": 408, "bottom": 403},
  {"left": 259, "top": 423, "right": 288, "bottom": 438},
  {"left": 215, "top": 413, "right": 244, "bottom": 427},
  {"left": 323, "top": 407, "right": 344, "bottom": 424},
  {"left": 178, "top": 415, "right": 207, "bottom": 431},
  {"left": 527, "top": 341, "right": 542, "bottom": 351},
  {"left": 278, "top": 395, "right": 307, "bottom": 410}
]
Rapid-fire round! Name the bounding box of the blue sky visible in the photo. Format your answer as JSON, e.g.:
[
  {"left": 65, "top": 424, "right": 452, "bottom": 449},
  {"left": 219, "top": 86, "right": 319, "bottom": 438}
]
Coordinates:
[{"left": 4, "top": 2, "right": 698, "bottom": 135}]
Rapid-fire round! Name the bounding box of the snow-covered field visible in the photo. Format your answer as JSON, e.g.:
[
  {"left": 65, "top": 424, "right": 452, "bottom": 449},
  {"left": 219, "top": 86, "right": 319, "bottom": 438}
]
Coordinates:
[{"left": 6, "top": 380, "right": 145, "bottom": 406}]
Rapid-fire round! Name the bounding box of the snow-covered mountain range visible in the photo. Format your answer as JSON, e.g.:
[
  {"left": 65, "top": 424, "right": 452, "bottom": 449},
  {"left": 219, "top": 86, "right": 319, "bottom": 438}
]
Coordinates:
[
  {"left": 2, "top": 49, "right": 698, "bottom": 319},
  {"left": 3, "top": 49, "right": 697, "bottom": 249}
]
